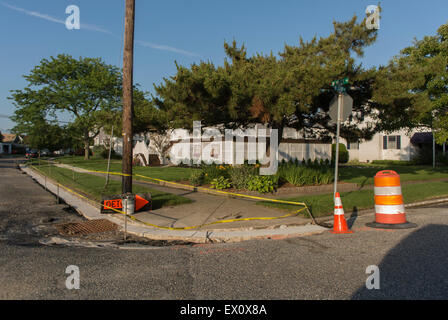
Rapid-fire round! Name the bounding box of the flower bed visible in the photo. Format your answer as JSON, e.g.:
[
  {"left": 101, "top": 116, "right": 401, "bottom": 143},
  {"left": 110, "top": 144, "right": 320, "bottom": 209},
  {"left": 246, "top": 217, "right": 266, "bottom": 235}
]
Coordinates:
[{"left": 187, "top": 159, "right": 334, "bottom": 193}]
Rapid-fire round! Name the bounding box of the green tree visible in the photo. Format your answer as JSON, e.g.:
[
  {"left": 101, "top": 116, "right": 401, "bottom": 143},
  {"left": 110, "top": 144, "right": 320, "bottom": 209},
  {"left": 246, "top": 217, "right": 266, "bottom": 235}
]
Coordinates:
[
  {"left": 152, "top": 14, "right": 379, "bottom": 146},
  {"left": 106, "top": 88, "right": 166, "bottom": 135},
  {"left": 153, "top": 60, "right": 234, "bottom": 131},
  {"left": 373, "top": 22, "right": 448, "bottom": 144},
  {"left": 9, "top": 54, "right": 121, "bottom": 159},
  {"left": 16, "top": 121, "right": 72, "bottom": 152}
]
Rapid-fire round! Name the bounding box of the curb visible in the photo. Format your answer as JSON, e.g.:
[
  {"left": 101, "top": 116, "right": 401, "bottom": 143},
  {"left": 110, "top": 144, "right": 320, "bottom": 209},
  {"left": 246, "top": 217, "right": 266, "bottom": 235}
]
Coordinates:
[{"left": 20, "top": 164, "right": 328, "bottom": 243}]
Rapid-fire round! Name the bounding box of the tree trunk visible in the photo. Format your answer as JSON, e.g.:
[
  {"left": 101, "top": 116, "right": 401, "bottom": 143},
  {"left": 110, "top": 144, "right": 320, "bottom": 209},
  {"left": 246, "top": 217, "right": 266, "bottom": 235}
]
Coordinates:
[{"left": 84, "top": 132, "right": 90, "bottom": 160}]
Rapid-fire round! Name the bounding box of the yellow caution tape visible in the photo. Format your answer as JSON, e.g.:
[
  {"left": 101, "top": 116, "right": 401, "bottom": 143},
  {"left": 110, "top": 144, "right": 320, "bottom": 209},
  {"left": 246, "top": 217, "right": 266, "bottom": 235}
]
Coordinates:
[{"left": 28, "top": 163, "right": 315, "bottom": 230}]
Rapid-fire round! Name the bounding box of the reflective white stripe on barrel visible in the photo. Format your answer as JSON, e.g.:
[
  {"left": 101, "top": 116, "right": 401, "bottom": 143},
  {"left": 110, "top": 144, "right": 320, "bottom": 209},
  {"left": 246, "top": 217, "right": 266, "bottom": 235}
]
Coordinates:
[
  {"left": 374, "top": 186, "right": 402, "bottom": 196},
  {"left": 375, "top": 204, "right": 405, "bottom": 215}
]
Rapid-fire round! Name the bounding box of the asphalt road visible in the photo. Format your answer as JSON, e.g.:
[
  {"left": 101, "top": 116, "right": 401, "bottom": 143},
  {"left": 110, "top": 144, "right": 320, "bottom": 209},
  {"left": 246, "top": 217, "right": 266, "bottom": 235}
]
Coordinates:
[{"left": 1, "top": 157, "right": 448, "bottom": 300}]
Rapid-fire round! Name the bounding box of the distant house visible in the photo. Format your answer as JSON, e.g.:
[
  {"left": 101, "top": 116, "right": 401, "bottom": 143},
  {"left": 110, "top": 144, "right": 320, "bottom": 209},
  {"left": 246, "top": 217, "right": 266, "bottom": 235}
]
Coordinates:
[
  {"left": 323, "top": 106, "right": 443, "bottom": 163},
  {"left": 340, "top": 129, "right": 425, "bottom": 163},
  {"left": 0, "top": 133, "right": 25, "bottom": 154}
]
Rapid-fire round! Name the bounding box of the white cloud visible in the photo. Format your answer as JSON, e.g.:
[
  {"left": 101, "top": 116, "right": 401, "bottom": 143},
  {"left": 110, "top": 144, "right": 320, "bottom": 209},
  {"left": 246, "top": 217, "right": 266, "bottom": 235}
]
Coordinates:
[
  {"left": 1, "top": 2, "right": 200, "bottom": 57},
  {"left": 136, "top": 40, "right": 200, "bottom": 57},
  {"left": 1, "top": 2, "right": 65, "bottom": 25}
]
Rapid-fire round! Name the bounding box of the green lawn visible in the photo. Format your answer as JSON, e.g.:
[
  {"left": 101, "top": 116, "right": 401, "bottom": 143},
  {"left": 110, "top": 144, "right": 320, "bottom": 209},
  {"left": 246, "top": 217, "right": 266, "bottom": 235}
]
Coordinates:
[
  {"left": 55, "top": 156, "right": 448, "bottom": 187},
  {"left": 55, "top": 156, "right": 195, "bottom": 182},
  {"left": 31, "top": 163, "right": 192, "bottom": 210},
  {"left": 258, "top": 181, "right": 448, "bottom": 218},
  {"left": 339, "top": 164, "right": 448, "bottom": 186},
  {"left": 33, "top": 157, "right": 448, "bottom": 218}
]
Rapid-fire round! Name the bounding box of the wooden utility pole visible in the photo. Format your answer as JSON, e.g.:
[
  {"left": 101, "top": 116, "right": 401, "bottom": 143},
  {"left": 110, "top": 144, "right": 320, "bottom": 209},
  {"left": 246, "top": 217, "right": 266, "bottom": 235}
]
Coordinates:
[{"left": 122, "top": 0, "right": 135, "bottom": 194}]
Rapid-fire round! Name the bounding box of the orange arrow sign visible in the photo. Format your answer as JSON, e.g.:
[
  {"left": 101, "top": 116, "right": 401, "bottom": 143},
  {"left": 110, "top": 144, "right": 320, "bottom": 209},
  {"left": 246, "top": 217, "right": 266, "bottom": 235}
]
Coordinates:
[{"left": 135, "top": 194, "right": 150, "bottom": 212}]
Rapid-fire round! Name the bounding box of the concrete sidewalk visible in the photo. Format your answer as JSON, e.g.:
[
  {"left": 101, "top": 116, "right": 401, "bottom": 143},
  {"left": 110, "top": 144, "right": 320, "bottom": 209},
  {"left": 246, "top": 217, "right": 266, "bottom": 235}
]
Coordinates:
[{"left": 22, "top": 164, "right": 328, "bottom": 243}]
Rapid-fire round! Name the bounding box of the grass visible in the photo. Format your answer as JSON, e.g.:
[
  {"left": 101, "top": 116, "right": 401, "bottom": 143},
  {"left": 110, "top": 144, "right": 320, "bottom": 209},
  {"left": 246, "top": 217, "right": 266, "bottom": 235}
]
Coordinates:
[
  {"left": 56, "top": 156, "right": 448, "bottom": 188},
  {"left": 55, "top": 156, "right": 195, "bottom": 182},
  {"left": 31, "top": 163, "right": 192, "bottom": 210},
  {"left": 258, "top": 181, "right": 448, "bottom": 218},
  {"left": 339, "top": 164, "right": 448, "bottom": 187},
  {"left": 33, "top": 157, "right": 448, "bottom": 218}
]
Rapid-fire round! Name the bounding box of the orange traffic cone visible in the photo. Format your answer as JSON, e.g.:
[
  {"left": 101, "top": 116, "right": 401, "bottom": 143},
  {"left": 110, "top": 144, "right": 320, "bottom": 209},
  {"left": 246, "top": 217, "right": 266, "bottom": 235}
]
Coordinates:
[{"left": 330, "top": 192, "right": 353, "bottom": 234}]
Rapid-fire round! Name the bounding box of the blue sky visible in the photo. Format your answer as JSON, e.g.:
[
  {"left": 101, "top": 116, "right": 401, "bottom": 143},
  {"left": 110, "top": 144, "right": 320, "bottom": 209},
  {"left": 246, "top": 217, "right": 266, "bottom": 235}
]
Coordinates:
[{"left": 1, "top": 0, "right": 448, "bottom": 132}]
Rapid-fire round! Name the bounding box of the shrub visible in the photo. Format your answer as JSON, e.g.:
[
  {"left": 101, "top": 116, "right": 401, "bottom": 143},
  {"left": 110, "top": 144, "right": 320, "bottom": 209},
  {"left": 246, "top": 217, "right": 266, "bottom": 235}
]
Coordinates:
[
  {"left": 410, "top": 145, "right": 434, "bottom": 165},
  {"left": 74, "top": 148, "right": 92, "bottom": 156},
  {"left": 101, "top": 148, "right": 121, "bottom": 159},
  {"left": 201, "top": 164, "right": 227, "bottom": 183},
  {"left": 92, "top": 145, "right": 106, "bottom": 157},
  {"left": 280, "top": 165, "right": 333, "bottom": 186},
  {"left": 247, "top": 175, "right": 277, "bottom": 193},
  {"left": 371, "top": 160, "right": 415, "bottom": 166},
  {"left": 318, "top": 170, "right": 334, "bottom": 185},
  {"left": 331, "top": 143, "right": 349, "bottom": 164},
  {"left": 282, "top": 166, "right": 306, "bottom": 186},
  {"left": 210, "top": 176, "right": 231, "bottom": 190},
  {"left": 437, "top": 154, "right": 448, "bottom": 166},
  {"left": 228, "top": 165, "right": 258, "bottom": 190},
  {"left": 92, "top": 145, "right": 121, "bottom": 159},
  {"left": 133, "top": 156, "right": 143, "bottom": 166},
  {"left": 189, "top": 170, "right": 204, "bottom": 186}
]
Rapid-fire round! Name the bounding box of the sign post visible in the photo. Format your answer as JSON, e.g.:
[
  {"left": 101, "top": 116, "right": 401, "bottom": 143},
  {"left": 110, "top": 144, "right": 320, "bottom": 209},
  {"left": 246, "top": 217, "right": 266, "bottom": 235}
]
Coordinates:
[
  {"left": 334, "top": 93, "right": 342, "bottom": 197},
  {"left": 329, "top": 78, "right": 352, "bottom": 197}
]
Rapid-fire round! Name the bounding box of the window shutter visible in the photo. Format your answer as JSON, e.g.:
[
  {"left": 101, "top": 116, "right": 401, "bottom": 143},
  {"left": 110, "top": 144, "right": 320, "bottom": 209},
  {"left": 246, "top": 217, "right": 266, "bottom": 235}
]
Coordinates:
[
  {"left": 396, "top": 136, "right": 401, "bottom": 149},
  {"left": 347, "top": 142, "right": 350, "bottom": 150},
  {"left": 383, "top": 136, "right": 388, "bottom": 150}
]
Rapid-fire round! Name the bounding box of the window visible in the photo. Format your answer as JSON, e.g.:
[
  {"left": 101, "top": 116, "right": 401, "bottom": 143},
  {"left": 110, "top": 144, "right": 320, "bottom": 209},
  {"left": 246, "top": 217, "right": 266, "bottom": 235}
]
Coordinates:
[
  {"left": 383, "top": 135, "right": 401, "bottom": 150},
  {"left": 347, "top": 141, "right": 359, "bottom": 150}
]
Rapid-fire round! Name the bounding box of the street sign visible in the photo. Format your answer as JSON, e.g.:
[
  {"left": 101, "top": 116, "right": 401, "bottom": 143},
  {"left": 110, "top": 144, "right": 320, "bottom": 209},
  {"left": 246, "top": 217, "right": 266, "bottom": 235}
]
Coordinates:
[
  {"left": 101, "top": 193, "right": 151, "bottom": 214},
  {"left": 328, "top": 91, "right": 353, "bottom": 197},
  {"left": 329, "top": 93, "right": 353, "bottom": 124},
  {"left": 331, "top": 77, "right": 349, "bottom": 93}
]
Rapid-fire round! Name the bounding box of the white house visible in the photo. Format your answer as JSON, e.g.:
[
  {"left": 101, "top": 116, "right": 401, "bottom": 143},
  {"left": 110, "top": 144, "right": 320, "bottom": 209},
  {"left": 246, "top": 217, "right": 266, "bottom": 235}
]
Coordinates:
[
  {"left": 93, "top": 124, "right": 332, "bottom": 166},
  {"left": 340, "top": 130, "right": 425, "bottom": 162},
  {"left": 338, "top": 112, "right": 432, "bottom": 162}
]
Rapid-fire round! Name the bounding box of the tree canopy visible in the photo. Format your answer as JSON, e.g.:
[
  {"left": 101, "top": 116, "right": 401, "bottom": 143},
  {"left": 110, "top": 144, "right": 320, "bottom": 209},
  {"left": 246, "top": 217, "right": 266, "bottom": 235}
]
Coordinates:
[
  {"left": 10, "top": 54, "right": 122, "bottom": 158},
  {"left": 373, "top": 23, "right": 448, "bottom": 144},
  {"left": 152, "top": 14, "right": 379, "bottom": 143}
]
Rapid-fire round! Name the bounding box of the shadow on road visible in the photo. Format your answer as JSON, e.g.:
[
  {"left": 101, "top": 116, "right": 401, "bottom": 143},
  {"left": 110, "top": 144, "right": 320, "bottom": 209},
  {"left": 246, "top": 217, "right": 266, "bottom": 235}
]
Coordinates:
[
  {"left": 352, "top": 224, "right": 448, "bottom": 299},
  {"left": 347, "top": 206, "right": 358, "bottom": 229},
  {"left": 0, "top": 158, "right": 22, "bottom": 169}
]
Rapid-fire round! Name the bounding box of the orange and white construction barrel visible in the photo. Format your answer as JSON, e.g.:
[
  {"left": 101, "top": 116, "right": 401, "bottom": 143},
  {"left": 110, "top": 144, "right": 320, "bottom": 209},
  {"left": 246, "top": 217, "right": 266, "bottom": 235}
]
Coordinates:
[{"left": 366, "top": 170, "right": 417, "bottom": 229}]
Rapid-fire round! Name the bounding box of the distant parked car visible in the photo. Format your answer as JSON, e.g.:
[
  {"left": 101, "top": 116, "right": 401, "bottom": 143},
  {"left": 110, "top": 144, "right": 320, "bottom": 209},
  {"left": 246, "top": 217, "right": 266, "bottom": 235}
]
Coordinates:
[
  {"left": 40, "top": 149, "right": 50, "bottom": 156},
  {"left": 26, "top": 150, "right": 38, "bottom": 159}
]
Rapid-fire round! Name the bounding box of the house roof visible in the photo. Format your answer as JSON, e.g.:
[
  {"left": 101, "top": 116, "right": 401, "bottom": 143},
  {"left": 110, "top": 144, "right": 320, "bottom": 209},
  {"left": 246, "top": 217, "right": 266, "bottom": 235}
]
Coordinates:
[
  {"left": 1, "top": 133, "right": 18, "bottom": 143},
  {"left": 1, "top": 133, "right": 24, "bottom": 144}
]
